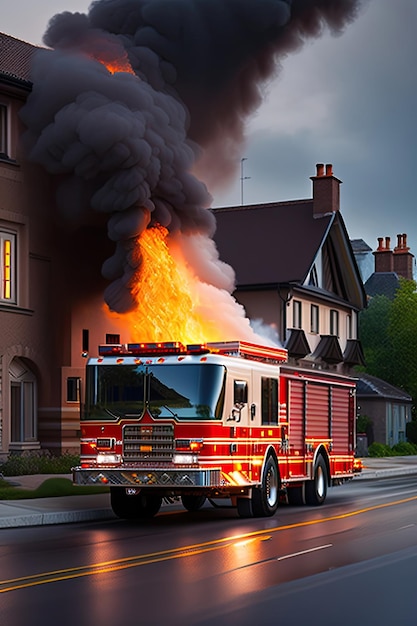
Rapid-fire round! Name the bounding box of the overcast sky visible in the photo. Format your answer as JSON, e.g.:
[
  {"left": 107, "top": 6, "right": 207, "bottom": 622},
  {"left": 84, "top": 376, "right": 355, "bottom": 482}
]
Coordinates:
[{"left": 3, "top": 0, "right": 417, "bottom": 271}]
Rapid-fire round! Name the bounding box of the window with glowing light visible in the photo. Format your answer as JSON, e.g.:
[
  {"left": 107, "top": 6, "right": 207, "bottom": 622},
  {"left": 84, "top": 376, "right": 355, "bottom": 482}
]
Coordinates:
[
  {"left": 0, "top": 230, "right": 16, "bottom": 303},
  {"left": 83, "top": 363, "right": 226, "bottom": 421}
]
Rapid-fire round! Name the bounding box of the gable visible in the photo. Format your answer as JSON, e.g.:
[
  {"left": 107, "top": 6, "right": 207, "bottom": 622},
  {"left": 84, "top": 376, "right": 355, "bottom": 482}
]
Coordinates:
[
  {"left": 213, "top": 201, "right": 366, "bottom": 310},
  {"left": 213, "top": 200, "right": 332, "bottom": 287}
]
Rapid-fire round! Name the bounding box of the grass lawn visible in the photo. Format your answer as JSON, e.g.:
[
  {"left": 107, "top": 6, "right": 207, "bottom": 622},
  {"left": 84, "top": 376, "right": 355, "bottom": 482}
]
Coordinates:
[{"left": 0, "top": 477, "right": 109, "bottom": 500}]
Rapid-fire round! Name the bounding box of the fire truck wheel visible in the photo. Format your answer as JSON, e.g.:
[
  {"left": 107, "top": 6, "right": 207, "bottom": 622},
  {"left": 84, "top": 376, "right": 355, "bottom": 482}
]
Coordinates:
[
  {"left": 305, "top": 456, "right": 328, "bottom": 506},
  {"left": 252, "top": 454, "right": 280, "bottom": 517},
  {"left": 110, "top": 488, "right": 162, "bottom": 519},
  {"left": 237, "top": 497, "right": 253, "bottom": 518},
  {"left": 181, "top": 495, "right": 207, "bottom": 512},
  {"left": 287, "top": 485, "right": 305, "bottom": 506}
]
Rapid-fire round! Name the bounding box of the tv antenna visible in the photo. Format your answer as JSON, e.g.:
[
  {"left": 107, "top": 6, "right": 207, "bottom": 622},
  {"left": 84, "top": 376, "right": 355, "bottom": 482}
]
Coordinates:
[{"left": 240, "top": 157, "right": 250, "bottom": 205}]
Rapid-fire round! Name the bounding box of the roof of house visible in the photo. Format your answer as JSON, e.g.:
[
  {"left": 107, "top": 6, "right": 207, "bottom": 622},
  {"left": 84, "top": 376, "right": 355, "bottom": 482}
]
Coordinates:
[
  {"left": 213, "top": 199, "right": 366, "bottom": 309},
  {"left": 213, "top": 199, "right": 330, "bottom": 286},
  {"left": 351, "top": 238, "right": 372, "bottom": 253},
  {"left": 356, "top": 372, "right": 412, "bottom": 402},
  {"left": 0, "top": 32, "right": 39, "bottom": 83},
  {"left": 364, "top": 272, "right": 400, "bottom": 300}
]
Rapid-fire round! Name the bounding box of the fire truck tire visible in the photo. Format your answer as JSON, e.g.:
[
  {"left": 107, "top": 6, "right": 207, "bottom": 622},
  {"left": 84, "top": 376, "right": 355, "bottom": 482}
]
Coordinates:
[
  {"left": 252, "top": 454, "right": 280, "bottom": 517},
  {"left": 110, "top": 488, "right": 162, "bottom": 519},
  {"left": 305, "top": 456, "right": 328, "bottom": 506},
  {"left": 287, "top": 485, "right": 305, "bottom": 506},
  {"left": 181, "top": 495, "right": 207, "bottom": 512},
  {"left": 237, "top": 497, "right": 253, "bottom": 518}
]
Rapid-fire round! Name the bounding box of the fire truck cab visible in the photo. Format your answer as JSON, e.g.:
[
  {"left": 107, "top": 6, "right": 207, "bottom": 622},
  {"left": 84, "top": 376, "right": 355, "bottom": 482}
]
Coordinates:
[{"left": 73, "top": 340, "right": 357, "bottom": 520}]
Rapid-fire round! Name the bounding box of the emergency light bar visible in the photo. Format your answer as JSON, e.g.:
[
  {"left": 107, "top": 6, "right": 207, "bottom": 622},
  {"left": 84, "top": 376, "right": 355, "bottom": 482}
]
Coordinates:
[
  {"left": 127, "top": 342, "right": 186, "bottom": 355},
  {"left": 97, "top": 340, "right": 287, "bottom": 363},
  {"left": 207, "top": 341, "right": 287, "bottom": 363},
  {"left": 98, "top": 344, "right": 126, "bottom": 356}
]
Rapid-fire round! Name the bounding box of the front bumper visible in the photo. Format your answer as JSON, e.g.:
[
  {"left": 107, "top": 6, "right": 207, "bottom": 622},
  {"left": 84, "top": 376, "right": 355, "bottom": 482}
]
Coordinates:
[{"left": 73, "top": 466, "right": 222, "bottom": 488}]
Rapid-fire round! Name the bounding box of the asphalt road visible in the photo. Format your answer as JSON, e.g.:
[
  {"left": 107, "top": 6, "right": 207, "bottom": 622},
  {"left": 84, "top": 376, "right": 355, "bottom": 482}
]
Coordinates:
[{"left": 1, "top": 475, "right": 417, "bottom": 626}]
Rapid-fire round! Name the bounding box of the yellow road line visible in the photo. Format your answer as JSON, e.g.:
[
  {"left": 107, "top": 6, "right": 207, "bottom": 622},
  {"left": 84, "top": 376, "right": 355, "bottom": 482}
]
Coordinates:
[{"left": 2, "top": 493, "right": 417, "bottom": 594}]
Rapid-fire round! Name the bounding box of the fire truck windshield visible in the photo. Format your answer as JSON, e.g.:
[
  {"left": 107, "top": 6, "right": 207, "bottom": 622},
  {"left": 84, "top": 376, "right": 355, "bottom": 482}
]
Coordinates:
[{"left": 83, "top": 363, "right": 226, "bottom": 421}]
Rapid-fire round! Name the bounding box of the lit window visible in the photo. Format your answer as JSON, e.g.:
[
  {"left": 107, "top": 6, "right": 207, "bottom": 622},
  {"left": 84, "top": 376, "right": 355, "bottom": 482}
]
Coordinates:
[
  {"left": 0, "top": 231, "right": 16, "bottom": 303},
  {"left": 0, "top": 104, "right": 8, "bottom": 158}
]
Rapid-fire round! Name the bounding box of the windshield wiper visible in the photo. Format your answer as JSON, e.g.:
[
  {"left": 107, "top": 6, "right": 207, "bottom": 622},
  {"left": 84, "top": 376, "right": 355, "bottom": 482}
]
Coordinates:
[{"left": 162, "top": 405, "right": 178, "bottom": 418}]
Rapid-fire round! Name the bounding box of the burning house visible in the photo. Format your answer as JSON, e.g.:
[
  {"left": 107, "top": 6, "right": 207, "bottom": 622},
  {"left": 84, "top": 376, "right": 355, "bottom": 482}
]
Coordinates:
[{"left": 0, "top": 0, "right": 363, "bottom": 456}]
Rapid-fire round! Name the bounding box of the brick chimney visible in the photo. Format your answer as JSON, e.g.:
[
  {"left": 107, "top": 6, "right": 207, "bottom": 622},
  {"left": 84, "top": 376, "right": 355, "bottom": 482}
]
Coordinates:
[
  {"left": 393, "top": 233, "right": 414, "bottom": 280},
  {"left": 373, "top": 236, "right": 393, "bottom": 272},
  {"left": 311, "top": 163, "right": 342, "bottom": 217}
]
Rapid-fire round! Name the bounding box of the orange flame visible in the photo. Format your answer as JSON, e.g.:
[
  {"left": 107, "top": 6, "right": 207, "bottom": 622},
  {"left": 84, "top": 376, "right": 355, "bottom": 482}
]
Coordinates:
[
  {"left": 103, "top": 55, "right": 135, "bottom": 75},
  {"left": 107, "top": 225, "right": 260, "bottom": 345},
  {"left": 93, "top": 50, "right": 136, "bottom": 75},
  {"left": 109, "top": 225, "right": 221, "bottom": 344}
]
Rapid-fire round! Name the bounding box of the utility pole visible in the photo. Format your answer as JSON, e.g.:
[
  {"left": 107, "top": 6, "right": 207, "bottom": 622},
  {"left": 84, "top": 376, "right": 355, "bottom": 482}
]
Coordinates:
[{"left": 240, "top": 157, "right": 250, "bottom": 205}]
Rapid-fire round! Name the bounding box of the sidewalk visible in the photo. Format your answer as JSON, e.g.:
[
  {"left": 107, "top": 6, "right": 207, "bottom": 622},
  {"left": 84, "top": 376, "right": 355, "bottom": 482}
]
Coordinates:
[{"left": 1, "top": 457, "right": 417, "bottom": 529}]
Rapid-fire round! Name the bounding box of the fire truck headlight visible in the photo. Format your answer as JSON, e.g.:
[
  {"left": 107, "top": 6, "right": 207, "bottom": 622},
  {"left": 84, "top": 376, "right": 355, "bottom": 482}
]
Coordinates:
[
  {"left": 173, "top": 453, "right": 198, "bottom": 465},
  {"left": 96, "top": 453, "right": 121, "bottom": 465}
]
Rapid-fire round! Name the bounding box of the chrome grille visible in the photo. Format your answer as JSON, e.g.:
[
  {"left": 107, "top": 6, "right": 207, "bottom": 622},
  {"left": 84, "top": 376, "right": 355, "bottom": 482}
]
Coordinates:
[{"left": 123, "top": 424, "right": 174, "bottom": 462}]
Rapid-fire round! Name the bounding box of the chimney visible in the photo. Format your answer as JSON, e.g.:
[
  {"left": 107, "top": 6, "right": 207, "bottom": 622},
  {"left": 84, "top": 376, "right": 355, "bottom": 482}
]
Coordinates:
[
  {"left": 373, "top": 236, "right": 393, "bottom": 273},
  {"left": 311, "top": 163, "right": 342, "bottom": 217},
  {"left": 393, "top": 233, "right": 414, "bottom": 280}
]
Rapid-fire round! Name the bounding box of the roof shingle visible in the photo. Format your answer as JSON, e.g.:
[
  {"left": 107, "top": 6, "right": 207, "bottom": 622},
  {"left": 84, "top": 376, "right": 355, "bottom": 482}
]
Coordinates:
[
  {"left": 213, "top": 200, "right": 332, "bottom": 286},
  {"left": 0, "top": 32, "right": 40, "bottom": 83}
]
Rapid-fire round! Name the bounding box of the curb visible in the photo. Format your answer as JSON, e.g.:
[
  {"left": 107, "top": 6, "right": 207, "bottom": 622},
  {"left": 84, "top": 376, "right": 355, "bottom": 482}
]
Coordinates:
[
  {"left": 355, "top": 468, "right": 417, "bottom": 480},
  {"left": 0, "top": 508, "right": 115, "bottom": 529}
]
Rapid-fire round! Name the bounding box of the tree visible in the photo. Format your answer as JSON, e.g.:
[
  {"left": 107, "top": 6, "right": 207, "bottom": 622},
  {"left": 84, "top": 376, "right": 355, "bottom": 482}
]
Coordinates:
[
  {"left": 388, "top": 279, "right": 417, "bottom": 403},
  {"left": 358, "top": 293, "right": 392, "bottom": 380},
  {"left": 359, "top": 278, "right": 417, "bottom": 410}
]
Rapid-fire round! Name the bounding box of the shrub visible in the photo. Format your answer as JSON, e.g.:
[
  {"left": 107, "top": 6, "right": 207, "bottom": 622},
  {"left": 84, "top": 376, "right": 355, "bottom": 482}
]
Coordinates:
[
  {"left": 368, "top": 442, "right": 393, "bottom": 457},
  {"left": 391, "top": 441, "right": 417, "bottom": 456},
  {"left": 356, "top": 414, "right": 373, "bottom": 434},
  {"left": 0, "top": 451, "right": 80, "bottom": 476}
]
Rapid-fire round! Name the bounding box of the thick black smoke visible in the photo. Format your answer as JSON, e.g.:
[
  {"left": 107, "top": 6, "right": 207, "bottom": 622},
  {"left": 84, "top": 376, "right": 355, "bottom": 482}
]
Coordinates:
[{"left": 21, "top": 0, "right": 362, "bottom": 314}]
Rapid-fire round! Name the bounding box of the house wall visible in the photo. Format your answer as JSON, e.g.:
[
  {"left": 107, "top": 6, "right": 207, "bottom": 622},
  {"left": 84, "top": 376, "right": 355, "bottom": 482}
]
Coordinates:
[
  {"left": 287, "top": 294, "right": 356, "bottom": 354},
  {"left": 357, "top": 398, "right": 412, "bottom": 446},
  {"left": 0, "top": 81, "right": 55, "bottom": 457},
  {"left": 233, "top": 287, "right": 357, "bottom": 358},
  {"left": 0, "top": 77, "right": 137, "bottom": 458}
]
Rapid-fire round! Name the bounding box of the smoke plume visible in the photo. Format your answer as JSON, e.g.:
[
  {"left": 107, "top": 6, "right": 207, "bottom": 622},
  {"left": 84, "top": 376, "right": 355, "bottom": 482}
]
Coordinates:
[{"left": 20, "top": 0, "right": 362, "bottom": 327}]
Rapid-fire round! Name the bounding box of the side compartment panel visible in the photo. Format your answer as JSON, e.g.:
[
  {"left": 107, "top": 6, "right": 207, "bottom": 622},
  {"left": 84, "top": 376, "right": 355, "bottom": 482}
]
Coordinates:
[
  {"left": 305, "top": 383, "right": 330, "bottom": 440},
  {"left": 287, "top": 379, "right": 306, "bottom": 476}
]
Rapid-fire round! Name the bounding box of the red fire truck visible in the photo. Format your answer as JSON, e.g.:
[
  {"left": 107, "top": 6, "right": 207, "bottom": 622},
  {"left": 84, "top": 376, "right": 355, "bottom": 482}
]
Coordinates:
[{"left": 73, "top": 340, "right": 357, "bottom": 519}]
